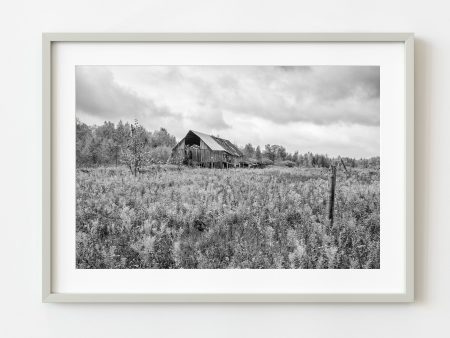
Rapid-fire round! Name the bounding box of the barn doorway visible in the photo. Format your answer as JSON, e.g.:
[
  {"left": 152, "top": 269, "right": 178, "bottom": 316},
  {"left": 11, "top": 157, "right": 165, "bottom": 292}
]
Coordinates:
[{"left": 184, "top": 131, "right": 201, "bottom": 147}]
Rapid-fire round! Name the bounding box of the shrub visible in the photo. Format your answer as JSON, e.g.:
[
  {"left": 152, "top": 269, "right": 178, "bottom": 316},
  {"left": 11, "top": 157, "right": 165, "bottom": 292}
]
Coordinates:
[
  {"left": 277, "top": 160, "right": 296, "bottom": 167},
  {"left": 148, "top": 146, "right": 172, "bottom": 164},
  {"left": 261, "top": 158, "right": 274, "bottom": 165}
]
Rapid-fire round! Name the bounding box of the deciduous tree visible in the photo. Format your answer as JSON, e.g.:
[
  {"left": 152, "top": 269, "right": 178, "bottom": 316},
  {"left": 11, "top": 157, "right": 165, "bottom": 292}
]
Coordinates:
[{"left": 121, "top": 121, "right": 150, "bottom": 176}]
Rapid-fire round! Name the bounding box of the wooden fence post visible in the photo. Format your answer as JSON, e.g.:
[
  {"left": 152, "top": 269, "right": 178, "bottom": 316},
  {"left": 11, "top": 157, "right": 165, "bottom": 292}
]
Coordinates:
[
  {"left": 328, "top": 164, "right": 337, "bottom": 227},
  {"left": 339, "top": 157, "right": 349, "bottom": 176}
]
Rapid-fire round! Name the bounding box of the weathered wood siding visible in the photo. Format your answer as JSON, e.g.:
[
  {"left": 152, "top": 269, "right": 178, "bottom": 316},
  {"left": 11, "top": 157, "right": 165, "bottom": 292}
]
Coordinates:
[
  {"left": 199, "top": 139, "right": 208, "bottom": 150},
  {"left": 172, "top": 139, "right": 185, "bottom": 158}
]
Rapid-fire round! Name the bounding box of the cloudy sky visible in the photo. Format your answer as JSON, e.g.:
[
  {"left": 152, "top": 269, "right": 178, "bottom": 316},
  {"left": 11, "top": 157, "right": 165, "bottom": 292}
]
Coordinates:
[{"left": 76, "top": 65, "right": 379, "bottom": 158}]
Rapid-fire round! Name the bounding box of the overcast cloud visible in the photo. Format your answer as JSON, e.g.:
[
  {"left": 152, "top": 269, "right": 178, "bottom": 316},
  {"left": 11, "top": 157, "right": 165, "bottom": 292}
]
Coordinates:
[{"left": 76, "top": 65, "right": 379, "bottom": 158}]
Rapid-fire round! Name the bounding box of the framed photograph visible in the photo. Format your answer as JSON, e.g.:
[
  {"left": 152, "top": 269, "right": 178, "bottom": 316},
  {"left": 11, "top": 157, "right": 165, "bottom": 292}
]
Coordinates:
[{"left": 43, "top": 33, "right": 414, "bottom": 302}]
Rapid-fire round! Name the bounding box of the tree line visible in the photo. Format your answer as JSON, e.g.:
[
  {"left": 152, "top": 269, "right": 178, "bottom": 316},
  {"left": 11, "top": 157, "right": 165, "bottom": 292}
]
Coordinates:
[
  {"left": 240, "top": 143, "right": 379, "bottom": 169},
  {"left": 76, "top": 119, "right": 379, "bottom": 173},
  {"left": 76, "top": 119, "right": 176, "bottom": 174}
]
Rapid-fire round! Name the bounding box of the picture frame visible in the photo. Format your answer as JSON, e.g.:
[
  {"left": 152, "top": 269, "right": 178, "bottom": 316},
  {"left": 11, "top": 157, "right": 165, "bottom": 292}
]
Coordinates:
[{"left": 43, "top": 33, "right": 414, "bottom": 303}]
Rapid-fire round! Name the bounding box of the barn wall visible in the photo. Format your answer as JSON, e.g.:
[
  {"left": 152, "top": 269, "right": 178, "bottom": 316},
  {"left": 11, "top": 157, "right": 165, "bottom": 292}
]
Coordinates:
[
  {"left": 172, "top": 139, "right": 185, "bottom": 158},
  {"left": 199, "top": 139, "right": 208, "bottom": 150},
  {"left": 190, "top": 148, "right": 212, "bottom": 163}
]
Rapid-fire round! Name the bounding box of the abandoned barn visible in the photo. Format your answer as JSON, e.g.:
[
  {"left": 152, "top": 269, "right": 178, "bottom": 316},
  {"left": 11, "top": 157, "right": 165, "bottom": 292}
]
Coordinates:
[{"left": 171, "top": 130, "right": 244, "bottom": 168}]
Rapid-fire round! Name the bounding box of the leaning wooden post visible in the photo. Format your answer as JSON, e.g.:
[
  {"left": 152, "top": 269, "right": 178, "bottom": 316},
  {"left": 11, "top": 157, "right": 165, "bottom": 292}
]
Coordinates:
[{"left": 328, "top": 164, "right": 337, "bottom": 227}]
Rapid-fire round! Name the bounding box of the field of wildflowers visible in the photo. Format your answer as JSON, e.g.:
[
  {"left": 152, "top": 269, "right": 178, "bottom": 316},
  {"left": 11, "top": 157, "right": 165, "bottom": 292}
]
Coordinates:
[{"left": 76, "top": 166, "right": 380, "bottom": 269}]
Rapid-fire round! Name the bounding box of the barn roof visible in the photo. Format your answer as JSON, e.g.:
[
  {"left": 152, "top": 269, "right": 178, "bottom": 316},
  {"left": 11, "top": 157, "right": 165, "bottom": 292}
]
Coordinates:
[
  {"left": 211, "top": 135, "right": 243, "bottom": 157},
  {"left": 176, "top": 130, "right": 243, "bottom": 157},
  {"left": 191, "top": 130, "right": 225, "bottom": 152}
]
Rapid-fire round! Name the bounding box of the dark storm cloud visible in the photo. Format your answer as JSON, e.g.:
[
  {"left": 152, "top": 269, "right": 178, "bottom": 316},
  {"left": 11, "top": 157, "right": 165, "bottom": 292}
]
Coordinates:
[
  {"left": 311, "top": 66, "right": 380, "bottom": 101},
  {"left": 76, "top": 65, "right": 379, "bottom": 128},
  {"left": 75, "top": 66, "right": 178, "bottom": 122},
  {"left": 208, "top": 66, "right": 380, "bottom": 126}
]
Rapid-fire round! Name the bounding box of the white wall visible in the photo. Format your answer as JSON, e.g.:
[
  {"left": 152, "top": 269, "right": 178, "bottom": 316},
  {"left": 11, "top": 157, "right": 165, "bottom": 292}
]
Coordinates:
[{"left": 0, "top": 0, "right": 448, "bottom": 337}]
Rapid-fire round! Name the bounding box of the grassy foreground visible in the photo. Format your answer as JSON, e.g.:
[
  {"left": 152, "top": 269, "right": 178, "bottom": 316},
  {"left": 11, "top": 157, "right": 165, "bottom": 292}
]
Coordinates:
[{"left": 76, "top": 166, "right": 380, "bottom": 269}]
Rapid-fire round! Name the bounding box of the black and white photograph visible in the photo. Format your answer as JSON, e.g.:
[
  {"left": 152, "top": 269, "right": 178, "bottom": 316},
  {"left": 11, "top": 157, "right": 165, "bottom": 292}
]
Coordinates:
[{"left": 75, "top": 65, "right": 380, "bottom": 269}]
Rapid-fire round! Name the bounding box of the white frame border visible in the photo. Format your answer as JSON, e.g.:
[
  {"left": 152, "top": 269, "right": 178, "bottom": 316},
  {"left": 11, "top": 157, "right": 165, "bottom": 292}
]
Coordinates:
[{"left": 42, "top": 33, "right": 414, "bottom": 303}]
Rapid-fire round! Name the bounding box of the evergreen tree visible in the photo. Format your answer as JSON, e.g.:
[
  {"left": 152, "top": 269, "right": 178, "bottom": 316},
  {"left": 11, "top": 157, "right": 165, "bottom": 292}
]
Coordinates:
[
  {"left": 255, "top": 146, "right": 262, "bottom": 162},
  {"left": 292, "top": 151, "right": 299, "bottom": 165},
  {"left": 243, "top": 143, "right": 255, "bottom": 158}
]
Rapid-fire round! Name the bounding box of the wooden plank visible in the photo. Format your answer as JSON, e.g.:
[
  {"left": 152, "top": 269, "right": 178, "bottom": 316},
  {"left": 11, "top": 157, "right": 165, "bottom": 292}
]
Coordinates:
[{"left": 328, "top": 165, "right": 337, "bottom": 227}]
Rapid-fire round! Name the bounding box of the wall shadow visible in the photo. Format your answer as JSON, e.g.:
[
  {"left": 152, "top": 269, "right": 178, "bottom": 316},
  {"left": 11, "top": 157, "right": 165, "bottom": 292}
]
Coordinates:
[{"left": 414, "top": 37, "right": 431, "bottom": 304}]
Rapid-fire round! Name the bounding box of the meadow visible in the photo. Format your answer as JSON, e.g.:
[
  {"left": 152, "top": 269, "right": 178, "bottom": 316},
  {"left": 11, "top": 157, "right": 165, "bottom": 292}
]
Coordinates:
[{"left": 76, "top": 166, "right": 380, "bottom": 269}]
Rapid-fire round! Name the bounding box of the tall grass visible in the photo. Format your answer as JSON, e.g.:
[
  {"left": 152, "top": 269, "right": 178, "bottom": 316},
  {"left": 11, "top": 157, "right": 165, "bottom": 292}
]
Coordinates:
[{"left": 76, "top": 166, "right": 379, "bottom": 269}]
